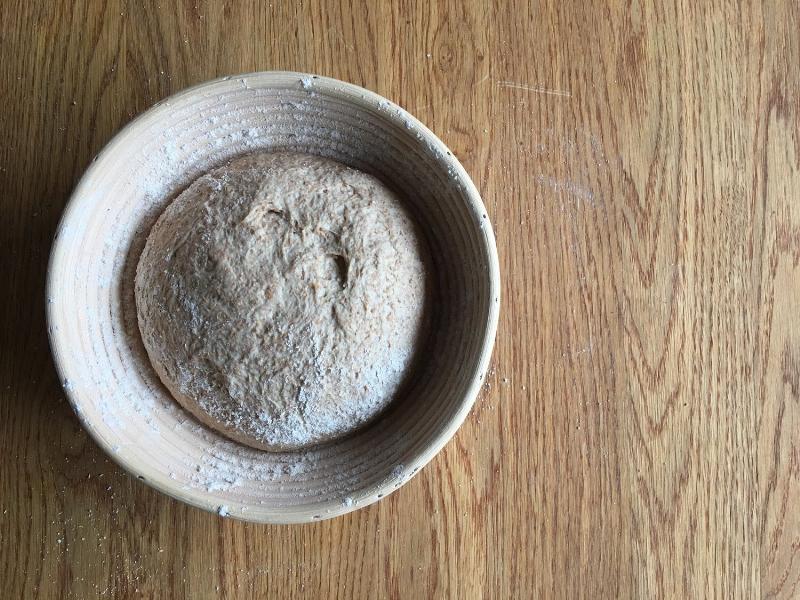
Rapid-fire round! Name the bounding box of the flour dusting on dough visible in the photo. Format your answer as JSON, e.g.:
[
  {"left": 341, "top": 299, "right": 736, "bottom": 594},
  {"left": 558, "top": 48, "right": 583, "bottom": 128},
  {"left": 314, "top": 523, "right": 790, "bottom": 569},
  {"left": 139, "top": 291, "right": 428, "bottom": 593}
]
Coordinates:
[{"left": 135, "top": 151, "right": 428, "bottom": 451}]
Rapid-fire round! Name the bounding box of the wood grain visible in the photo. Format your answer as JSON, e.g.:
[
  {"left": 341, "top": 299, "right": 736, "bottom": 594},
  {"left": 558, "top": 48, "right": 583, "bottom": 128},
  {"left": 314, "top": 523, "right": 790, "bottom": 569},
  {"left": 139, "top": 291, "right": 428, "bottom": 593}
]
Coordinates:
[{"left": 1, "top": 0, "right": 798, "bottom": 598}]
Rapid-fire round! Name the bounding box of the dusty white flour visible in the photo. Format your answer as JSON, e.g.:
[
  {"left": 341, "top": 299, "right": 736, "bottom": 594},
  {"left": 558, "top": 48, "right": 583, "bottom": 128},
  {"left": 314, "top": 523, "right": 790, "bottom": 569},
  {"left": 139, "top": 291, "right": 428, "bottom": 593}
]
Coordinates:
[{"left": 135, "top": 151, "right": 428, "bottom": 451}]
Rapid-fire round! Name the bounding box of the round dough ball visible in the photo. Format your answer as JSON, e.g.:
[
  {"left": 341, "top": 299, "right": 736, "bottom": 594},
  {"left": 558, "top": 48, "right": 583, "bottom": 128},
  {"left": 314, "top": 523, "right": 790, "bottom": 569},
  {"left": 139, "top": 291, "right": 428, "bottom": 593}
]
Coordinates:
[{"left": 135, "top": 151, "right": 428, "bottom": 451}]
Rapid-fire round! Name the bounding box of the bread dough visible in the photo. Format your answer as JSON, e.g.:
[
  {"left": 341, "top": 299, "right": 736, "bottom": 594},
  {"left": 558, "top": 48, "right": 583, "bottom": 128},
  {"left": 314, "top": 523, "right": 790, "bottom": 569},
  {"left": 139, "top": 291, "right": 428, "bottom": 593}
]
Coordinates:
[{"left": 135, "top": 152, "right": 428, "bottom": 451}]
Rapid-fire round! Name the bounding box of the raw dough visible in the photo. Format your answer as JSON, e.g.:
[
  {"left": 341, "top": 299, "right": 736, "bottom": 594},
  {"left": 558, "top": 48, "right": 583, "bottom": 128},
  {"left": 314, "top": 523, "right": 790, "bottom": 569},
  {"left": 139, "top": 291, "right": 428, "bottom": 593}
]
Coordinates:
[{"left": 135, "top": 151, "right": 428, "bottom": 451}]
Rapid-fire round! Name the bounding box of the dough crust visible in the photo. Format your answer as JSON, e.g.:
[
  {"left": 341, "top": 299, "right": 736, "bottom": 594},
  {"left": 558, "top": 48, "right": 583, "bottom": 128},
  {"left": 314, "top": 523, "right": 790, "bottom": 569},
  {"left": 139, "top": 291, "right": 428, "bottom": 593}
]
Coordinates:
[{"left": 135, "top": 152, "right": 427, "bottom": 450}]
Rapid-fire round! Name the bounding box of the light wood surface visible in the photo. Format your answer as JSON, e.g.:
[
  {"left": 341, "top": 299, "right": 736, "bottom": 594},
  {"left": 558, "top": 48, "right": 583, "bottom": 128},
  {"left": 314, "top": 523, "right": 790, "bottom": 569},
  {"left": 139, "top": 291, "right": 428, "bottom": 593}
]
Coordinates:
[{"left": 1, "top": 1, "right": 798, "bottom": 598}]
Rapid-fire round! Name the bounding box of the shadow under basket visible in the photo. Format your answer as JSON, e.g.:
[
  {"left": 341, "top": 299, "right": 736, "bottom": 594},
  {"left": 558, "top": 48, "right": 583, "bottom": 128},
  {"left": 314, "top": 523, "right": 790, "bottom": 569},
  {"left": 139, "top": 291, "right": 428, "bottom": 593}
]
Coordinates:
[{"left": 47, "top": 71, "right": 500, "bottom": 523}]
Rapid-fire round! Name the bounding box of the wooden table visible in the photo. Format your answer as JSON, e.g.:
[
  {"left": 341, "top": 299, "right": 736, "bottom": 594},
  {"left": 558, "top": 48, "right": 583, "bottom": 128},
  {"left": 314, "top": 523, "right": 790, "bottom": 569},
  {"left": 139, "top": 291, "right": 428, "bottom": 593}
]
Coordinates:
[{"left": 2, "top": 1, "right": 799, "bottom": 598}]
